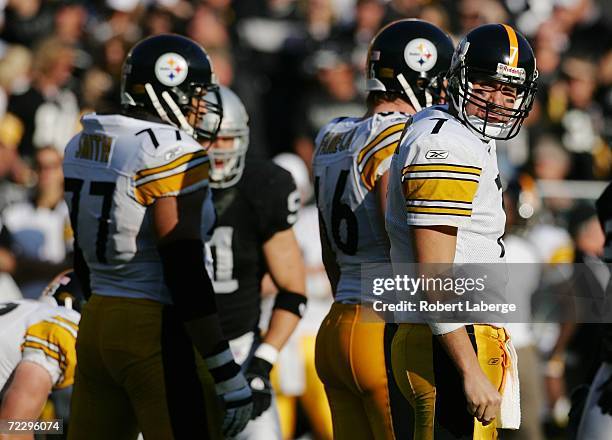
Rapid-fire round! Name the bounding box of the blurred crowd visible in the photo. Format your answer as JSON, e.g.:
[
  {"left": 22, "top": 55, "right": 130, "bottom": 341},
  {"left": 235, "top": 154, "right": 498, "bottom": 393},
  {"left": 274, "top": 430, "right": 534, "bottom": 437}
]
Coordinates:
[{"left": 0, "top": 0, "right": 609, "bottom": 439}]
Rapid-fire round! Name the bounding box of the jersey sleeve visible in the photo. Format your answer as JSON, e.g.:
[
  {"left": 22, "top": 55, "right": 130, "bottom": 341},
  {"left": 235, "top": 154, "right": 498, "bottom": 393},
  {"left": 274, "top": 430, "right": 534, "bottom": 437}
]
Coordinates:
[
  {"left": 401, "top": 133, "right": 483, "bottom": 228},
  {"left": 256, "top": 164, "right": 299, "bottom": 242},
  {"left": 130, "top": 136, "right": 210, "bottom": 206},
  {"left": 357, "top": 116, "right": 409, "bottom": 191},
  {"left": 21, "top": 311, "right": 79, "bottom": 389}
]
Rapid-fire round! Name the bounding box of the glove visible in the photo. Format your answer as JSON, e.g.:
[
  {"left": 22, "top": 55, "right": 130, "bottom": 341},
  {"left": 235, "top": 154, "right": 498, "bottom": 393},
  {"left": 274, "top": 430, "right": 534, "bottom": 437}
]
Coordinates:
[
  {"left": 597, "top": 372, "right": 612, "bottom": 415},
  {"left": 205, "top": 344, "right": 253, "bottom": 437},
  {"left": 245, "top": 355, "right": 274, "bottom": 419}
]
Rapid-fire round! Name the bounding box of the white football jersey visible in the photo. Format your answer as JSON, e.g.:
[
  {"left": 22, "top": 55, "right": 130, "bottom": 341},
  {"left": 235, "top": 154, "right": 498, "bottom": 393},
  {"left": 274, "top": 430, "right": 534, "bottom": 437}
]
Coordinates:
[
  {"left": 386, "top": 106, "right": 507, "bottom": 334},
  {"left": 313, "top": 112, "right": 410, "bottom": 303},
  {"left": 0, "top": 300, "right": 80, "bottom": 392},
  {"left": 63, "top": 114, "right": 211, "bottom": 304}
]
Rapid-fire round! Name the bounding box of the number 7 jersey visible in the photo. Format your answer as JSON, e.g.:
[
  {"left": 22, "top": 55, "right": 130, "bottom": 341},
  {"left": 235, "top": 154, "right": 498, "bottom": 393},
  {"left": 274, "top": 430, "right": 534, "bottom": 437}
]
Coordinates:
[
  {"left": 312, "top": 112, "right": 410, "bottom": 303},
  {"left": 63, "top": 113, "right": 212, "bottom": 304}
]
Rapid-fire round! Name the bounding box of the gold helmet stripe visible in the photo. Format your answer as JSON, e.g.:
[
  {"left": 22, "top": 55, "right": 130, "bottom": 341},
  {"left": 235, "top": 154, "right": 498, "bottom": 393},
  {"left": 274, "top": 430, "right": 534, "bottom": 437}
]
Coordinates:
[{"left": 502, "top": 24, "right": 519, "bottom": 67}]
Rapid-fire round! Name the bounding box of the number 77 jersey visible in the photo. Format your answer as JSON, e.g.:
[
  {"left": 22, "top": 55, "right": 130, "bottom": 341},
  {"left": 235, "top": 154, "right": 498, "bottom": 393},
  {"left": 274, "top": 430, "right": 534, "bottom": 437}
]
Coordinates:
[
  {"left": 62, "top": 113, "right": 211, "bottom": 304},
  {"left": 312, "top": 112, "right": 410, "bottom": 303}
]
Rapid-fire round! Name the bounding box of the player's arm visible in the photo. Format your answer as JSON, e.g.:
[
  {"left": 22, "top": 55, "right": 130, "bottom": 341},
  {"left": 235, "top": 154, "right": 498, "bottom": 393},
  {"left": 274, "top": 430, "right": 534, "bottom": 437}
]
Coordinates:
[
  {"left": 411, "top": 224, "right": 501, "bottom": 425},
  {"left": 319, "top": 214, "right": 339, "bottom": 296},
  {"left": 153, "top": 191, "right": 252, "bottom": 436},
  {"left": 376, "top": 170, "right": 390, "bottom": 216},
  {"left": 247, "top": 167, "right": 307, "bottom": 419},
  {"left": 0, "top": 362, "right": 53, "bottom": 440},
  {"left": 262, "top": 228, "right": 306, "bottom": 352}
]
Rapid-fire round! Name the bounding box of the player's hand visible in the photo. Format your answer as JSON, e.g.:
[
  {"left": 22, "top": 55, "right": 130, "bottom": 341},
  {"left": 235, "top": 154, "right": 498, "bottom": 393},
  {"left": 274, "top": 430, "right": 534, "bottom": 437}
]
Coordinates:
[
  {"left": 462, "top": 368, "right": 502, "bottom": 425},
  {"left": 217, "top": 370, "right": 253, "bottom": 437},
  {"left": 245, "top": 356, "right": 274, "bottom": 419},
  {"left": 597, "top": 372, "right": 612, "bottom": 415}
]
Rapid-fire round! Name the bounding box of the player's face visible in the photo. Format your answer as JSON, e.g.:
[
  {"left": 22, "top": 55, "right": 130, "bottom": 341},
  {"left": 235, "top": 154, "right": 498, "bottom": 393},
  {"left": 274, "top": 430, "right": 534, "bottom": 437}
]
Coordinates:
[
  {"left": 187, "top": 93, "right": 207, "bottom": 127},
  {"left": 465, "top": 80, "right": 518, "bottom": 123},
  {"left": 209, "top": 136, "right": 235, "bottom": 169}
]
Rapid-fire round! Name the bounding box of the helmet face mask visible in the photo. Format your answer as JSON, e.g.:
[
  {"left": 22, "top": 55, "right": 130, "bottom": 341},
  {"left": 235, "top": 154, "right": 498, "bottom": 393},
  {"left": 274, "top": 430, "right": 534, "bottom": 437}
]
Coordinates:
[
  {"left": 199, "top": 86, "right": 249, "bottom": 188},
  {"left": 121, "top": 34, "right": 223, "bottom": 141},
  {"left": 447, "top": 24, "right": 538, "bottom": 141}
]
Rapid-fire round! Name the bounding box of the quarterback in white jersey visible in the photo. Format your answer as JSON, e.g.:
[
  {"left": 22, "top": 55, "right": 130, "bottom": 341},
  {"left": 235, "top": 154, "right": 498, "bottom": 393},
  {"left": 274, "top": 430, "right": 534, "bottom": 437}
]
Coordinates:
[
  {"left": 314, "top": 20, "right": 454, "bottom": 440},
  {"left": 0, "top": 271, "right": 82, "bottom": 425},
  {"left": 65, "top": 35, "right": 252, "bottom": 440},
  {"left": 386, "top": 24, "right": 538, "bottom": 439}
]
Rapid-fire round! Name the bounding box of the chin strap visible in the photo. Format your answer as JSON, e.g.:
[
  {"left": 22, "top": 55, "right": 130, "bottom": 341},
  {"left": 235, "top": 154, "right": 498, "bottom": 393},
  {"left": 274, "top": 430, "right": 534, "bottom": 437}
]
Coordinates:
[
  {"left": 397, "top": 73, "right": 422, "bottom": 112},
  {"left": 145, "top": 83, "right": 172, "bottom": 124},
  {"left": 162, "top": 91, "right": 194, "bottom": 137}
]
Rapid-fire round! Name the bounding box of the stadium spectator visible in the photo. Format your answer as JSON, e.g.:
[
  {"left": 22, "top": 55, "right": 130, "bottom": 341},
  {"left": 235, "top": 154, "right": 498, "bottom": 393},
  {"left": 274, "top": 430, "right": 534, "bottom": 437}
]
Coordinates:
[
  {"left": 1, "top": 147, "right": 71, "bottom": 298},
  {"left": 7, "top": 37, "right": 79, "bottom": 159}
]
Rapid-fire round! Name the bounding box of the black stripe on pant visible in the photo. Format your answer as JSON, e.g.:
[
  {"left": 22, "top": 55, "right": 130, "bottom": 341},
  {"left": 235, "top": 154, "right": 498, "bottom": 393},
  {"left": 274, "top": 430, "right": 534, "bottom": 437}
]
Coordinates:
[
  {"left": 433, "top": 325, "right": 478, "bottom": 440},
  {"left": 385, "top": 323, "right": 415, "bottom": 439}
]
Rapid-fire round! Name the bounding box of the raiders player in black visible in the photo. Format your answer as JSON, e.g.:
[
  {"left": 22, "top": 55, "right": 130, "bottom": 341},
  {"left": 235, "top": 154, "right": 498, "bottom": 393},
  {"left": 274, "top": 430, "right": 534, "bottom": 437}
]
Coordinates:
[{"left": 198, "top": 86, "right": 307, "bottom": 439}]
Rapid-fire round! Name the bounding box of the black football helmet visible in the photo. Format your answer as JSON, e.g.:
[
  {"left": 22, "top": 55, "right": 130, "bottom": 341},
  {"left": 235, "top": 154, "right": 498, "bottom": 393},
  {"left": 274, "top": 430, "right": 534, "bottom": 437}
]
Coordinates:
[
  {"left": 121, "top": 34, "right": 222, "bottom": 141},
  {"left": 366, "top": 19, "right": 454, "bottom": 111},
  {"left": 40, "top": 270, "right": 86, "bottom": 313},
  {"left": 447, "top": 24, "right": 538, "bottom": 140}
]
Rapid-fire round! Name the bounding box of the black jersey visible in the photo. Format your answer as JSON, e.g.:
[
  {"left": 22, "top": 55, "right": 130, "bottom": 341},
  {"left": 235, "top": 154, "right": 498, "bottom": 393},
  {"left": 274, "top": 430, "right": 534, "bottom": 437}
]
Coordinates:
[{"left": 210, "top": 158, "right": 299, "bottom": 339}]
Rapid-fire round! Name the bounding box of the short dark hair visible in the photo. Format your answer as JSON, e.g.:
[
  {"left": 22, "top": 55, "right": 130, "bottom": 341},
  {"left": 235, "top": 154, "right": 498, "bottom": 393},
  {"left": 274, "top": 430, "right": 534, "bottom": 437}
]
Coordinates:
[{"left": 366, "top": 91, "right": 409, "bottom": 109}]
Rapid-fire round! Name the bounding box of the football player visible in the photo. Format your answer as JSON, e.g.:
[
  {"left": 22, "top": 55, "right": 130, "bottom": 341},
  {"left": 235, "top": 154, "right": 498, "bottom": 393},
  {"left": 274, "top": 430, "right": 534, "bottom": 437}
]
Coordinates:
[
  {"left": 63, "top": 35, "right": 252, "bottom": 440},
  {"left": 386, "top": 24, "right": 538, "bottom": 438},
  {"left": 198, "top": 86, "right": 307, "bottom": 439},
  {"left": 313, "top": 19, "right": 454, "bottom": 439},
  {"left": 0, "top": 271, "right": 82, "bottom": 440}
]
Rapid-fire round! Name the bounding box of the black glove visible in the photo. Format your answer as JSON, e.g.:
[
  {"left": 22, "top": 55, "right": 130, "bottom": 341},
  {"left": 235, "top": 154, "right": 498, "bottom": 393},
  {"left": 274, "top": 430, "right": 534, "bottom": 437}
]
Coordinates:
[
  {"left": 598, "top": 372, "right": 612, "bottom": 415},
  {"left": 245, "top": 356, "right": 273, "bottom": 419}
]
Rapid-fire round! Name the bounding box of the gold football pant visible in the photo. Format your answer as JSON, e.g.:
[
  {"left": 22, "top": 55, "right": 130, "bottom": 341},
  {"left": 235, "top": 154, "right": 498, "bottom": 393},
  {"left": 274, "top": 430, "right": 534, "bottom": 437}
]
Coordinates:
[
  {"left": 315, "top": 303, "right": 413, "bottom": 440},
  {"left": 68, "top": 295, "right": 222, "bottom": 440},
  {"left": 392, "top": 324, "right": 510, "bottom": 440}
]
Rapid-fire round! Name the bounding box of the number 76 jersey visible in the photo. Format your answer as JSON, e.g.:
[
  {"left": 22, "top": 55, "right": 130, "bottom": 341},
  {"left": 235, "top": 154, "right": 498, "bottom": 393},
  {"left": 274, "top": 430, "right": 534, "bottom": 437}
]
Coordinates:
[
  {"left": 312, "top": 112, "right": 410, "bottom": 303},
  {"left": 63, "top": 113, "right": 211, "bottom": 304}
]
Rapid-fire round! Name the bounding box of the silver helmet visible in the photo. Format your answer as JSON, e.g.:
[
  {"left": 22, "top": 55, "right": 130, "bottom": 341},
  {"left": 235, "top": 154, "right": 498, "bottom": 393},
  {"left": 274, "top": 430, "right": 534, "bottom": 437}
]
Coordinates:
[{"left": 199, "top": 86, "right": 249, "bottom": 188}]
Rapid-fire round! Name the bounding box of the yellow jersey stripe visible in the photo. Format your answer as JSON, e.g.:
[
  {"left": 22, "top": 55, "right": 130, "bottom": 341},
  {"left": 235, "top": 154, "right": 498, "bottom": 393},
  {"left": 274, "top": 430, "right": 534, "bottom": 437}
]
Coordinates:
[
  {"left": 357, "top": 122, "right": 405, "bottom": 164},
  {"left": 403, "top": 178, "right": 479, "bottom": 204},
  {"left": 502, "top": 24, "right": 519, "bottom": 68},
  {"left": 403, "top": 164, "right": 482, "bottom": 176},
  {"left": 407, "top": 206, "right": 472, "bottom": 217},
  {"left": 135, "top": 150, "right": 208, "bottom": 181},
  {"left": 51, "top": 316, "right": 79, "bottom": 333},
  {"left": 360, "top": 141, "right": 398, "bottom": 190},
  {"left": 22, "top": 341, "right": 66, "bottom": 367},
  {"left": 134, "top": 161, "right": 210, "bottom": 206}
]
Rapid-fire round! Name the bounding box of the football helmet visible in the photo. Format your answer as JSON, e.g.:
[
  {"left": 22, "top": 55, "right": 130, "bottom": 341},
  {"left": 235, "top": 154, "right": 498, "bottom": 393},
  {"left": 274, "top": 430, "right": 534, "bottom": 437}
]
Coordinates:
[
  {"left": 40, "top": 270, "right": 85, "bottom": 313},
  {"left": 121, "top": 34, "right": 222, "bottom": 141},
  {"left": 199, "top": 86, "right": 249, "bottom": 188},
  {"left": 366, "top": 19, "right": 454, "bottom": 111},
  {"left": 447, "top": 24, "right": 538, "bottom": 140}
]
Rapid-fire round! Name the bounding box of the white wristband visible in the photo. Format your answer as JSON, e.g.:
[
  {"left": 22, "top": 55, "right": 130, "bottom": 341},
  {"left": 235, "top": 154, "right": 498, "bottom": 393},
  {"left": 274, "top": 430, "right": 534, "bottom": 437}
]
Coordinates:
[{"left": 254, "top": 343, "right": 279, "bottom": 365}]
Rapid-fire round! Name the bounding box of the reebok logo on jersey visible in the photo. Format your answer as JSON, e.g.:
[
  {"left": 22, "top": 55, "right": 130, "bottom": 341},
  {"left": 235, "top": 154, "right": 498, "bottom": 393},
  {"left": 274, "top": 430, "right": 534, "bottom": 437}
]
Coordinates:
[
  {"left": 488, "top": 358, "right": 501, "bottom": 365},
  {"left": 425, "top": 150, "right": 449, "bottom": 159}
]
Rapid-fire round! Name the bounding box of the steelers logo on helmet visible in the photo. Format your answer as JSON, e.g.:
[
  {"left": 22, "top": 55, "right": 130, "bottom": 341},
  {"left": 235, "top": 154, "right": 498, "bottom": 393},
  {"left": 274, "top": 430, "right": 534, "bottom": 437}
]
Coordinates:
[
  {"left": 154, "top": 52, "right": 189, "bottom": 87},
  {"left": 404, "top": 38, "right": 438, "bottom": 72}
]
